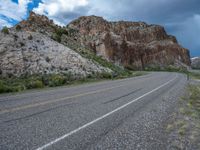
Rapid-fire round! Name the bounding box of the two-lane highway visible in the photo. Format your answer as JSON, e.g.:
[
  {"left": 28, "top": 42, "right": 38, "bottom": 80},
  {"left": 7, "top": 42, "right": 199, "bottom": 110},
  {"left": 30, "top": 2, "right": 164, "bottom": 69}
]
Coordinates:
[{"left": 0, "top": 72, "right": 188, "bottom": 150}]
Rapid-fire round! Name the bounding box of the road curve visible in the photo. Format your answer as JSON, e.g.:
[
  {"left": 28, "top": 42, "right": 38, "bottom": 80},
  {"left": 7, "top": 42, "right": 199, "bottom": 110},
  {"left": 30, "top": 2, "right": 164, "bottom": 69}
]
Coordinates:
[{"left": 0, "top": 72, "right": 188, "bottom": 150}]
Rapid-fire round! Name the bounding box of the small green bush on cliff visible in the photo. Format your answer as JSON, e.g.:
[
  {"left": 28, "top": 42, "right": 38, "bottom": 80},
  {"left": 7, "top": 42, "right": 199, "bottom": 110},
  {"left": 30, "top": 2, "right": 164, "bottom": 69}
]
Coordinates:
[
  {"left": 51, "top": 33, "right": 62, "bottom": 43},
  {"left": 1, "top": 26, "right": 9, "bottom": 34},
  {"left": 15, "top": 25, "right": 22, "bottom": 31},
  {"left": 51, "top": 28, "right": 68, "bottom": 43}
]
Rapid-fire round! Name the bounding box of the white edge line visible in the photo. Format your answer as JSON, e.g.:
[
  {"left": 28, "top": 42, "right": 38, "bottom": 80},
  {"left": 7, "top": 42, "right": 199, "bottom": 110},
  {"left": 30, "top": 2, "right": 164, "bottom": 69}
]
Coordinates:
[{"left": 36, "top": 74, "right": 178, "bottom": 150}]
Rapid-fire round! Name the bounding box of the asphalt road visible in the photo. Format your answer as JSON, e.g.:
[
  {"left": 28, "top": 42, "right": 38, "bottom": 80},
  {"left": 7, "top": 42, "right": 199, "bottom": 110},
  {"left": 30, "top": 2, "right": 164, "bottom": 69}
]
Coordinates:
[{"left": 0, "top": 72, "right": 188, "bottom": 150}]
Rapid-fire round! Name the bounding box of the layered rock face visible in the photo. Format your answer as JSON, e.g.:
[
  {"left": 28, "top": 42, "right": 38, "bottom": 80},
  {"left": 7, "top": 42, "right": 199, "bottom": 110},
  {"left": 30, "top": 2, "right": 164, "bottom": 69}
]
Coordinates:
[
  {"left": 191, "top": 57, "right": 200, "bottom": 69},
  {"left": 0, "top": 29, "right": 111, "bottom": 77},
  {"left": 68, "top": 16, "right": 191, "bottom": 69}
]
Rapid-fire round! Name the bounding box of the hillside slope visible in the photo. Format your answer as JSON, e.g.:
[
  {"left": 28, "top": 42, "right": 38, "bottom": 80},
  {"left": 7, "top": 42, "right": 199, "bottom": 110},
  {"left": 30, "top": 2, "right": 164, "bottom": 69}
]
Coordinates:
[{"left": 0, "top": 29, "right": 111, "bottom": 77}]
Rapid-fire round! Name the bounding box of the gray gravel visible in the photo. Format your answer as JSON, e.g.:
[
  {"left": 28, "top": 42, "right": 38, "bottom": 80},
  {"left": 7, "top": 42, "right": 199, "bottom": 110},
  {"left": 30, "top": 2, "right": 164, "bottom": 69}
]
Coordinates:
[{"left": 0, "top": 72, "right": 187, "bottom": 150}]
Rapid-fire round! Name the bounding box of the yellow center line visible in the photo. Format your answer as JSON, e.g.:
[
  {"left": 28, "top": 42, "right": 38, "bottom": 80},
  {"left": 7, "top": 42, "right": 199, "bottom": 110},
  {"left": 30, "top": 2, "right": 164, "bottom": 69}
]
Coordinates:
[{"left": 0, "top": 83, "right": 130, "bottom": 115}]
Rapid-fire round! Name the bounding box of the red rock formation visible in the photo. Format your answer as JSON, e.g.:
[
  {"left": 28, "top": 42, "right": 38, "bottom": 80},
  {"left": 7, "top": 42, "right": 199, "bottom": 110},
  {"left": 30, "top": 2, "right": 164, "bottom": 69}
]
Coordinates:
[{"left": 68, "top": 16, "right": 191, "bottom": 69}]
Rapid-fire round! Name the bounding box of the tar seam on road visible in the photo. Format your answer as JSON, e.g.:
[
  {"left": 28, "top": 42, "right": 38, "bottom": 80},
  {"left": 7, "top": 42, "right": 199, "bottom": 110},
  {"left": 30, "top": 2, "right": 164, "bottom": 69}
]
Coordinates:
[{"left": 36, "top": 74, "right": 178, "bottom": 150}]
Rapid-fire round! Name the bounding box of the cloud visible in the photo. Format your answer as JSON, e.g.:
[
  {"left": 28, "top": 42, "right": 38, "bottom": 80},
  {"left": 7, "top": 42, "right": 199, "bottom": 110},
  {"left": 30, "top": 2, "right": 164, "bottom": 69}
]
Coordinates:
[
  {"left": 89, "top": 0, "right": 200, "bottom": 23},
  {"left": 0, "top": 18, "right": 13, "bottom": 29},
  {"left": 0, "top": 0, "right": 31, "bottom": 28},
  {"left": 33, "top": 0, "right": 89, "bottom": 25},
  {"left": 169, "top": 14, "right": 200, "bottom": 56}
]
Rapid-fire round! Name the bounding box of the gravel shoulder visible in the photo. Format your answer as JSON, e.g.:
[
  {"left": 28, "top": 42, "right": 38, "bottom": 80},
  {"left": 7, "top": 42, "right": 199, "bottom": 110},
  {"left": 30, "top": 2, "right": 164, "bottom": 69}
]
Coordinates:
[{"left": 166, "top": 80, "right": 200, "bottom": 150}]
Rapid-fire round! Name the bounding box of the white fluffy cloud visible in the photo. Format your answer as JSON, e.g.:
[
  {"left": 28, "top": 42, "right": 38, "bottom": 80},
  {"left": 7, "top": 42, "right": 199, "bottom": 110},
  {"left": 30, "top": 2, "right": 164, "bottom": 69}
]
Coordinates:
[
  {"left": 33, "top": 0, "right": 89, "bottom": 25},
  {"left": 0, "top": 0, "right": 31, "bottom": 28},
  {"left": 0, "top": 0, "right": 31, "bottom": 20},
  {"left": 0, "top": 19, "right": 12, "bottom": 29}
]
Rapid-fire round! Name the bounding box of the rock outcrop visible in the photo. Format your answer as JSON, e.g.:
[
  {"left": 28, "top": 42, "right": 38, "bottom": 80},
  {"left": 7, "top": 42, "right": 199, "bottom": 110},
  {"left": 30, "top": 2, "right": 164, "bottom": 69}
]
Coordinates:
[
  {"left": 0, "top": 29, "right": 111, "bottom": 77},
  {"left": 68, "top": 16, "right": 191, "bottom": 69},
  {"left": 19, "top": 11, "right": 57, "bottom": 36},
  {"left": 191, "top": 57, "right": 200, "bottom": 69}
]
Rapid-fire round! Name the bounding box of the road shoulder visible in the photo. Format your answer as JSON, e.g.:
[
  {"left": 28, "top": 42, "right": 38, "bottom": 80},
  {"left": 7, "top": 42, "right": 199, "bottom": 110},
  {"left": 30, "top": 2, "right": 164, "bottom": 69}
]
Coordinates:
[{"left": 166, "top": 80, "right": 200, "bottom": 150}]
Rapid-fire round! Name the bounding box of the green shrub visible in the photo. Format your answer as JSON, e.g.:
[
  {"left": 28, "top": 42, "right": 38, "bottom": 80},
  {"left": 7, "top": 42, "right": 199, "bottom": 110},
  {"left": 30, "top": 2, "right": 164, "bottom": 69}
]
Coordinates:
[
  {"left": 124, "top": 65, "right": 138, "bottom": 71},
  {"left": 26, "top": 80, "right": 44, "bottom": 89},
  {"left": 16, "top": 25, "right": 22, "bottom": 31},
  {"left": 68, "top": 28, "right": 78, "bottom": 36},
  {"left": 101, "top": 72, "right": 112, "bottom": 79},
  {"left": 133, "top": 71, "right": 146, "bottom": 77},
  {"left": 0, "top": 80, "right": 24, "bottom": 93},
  {"left": 11, "top": 85, "right": 25, "bottom": 92},
  {"left": 48, "top": 74, "right": 66, "bottom": 87},
  {"left": 2, "top": 26, "right": 9, "bottom": 34},
  {"left": 51, "top": 28, "right": 68, "bottom": 43},
  {"left": 87, "top": 73, "right": 95, "bottom": 79},
  {"left": 165, "top": 65, "right": 181, "bottom": 72},
  {"left": 55, "top": 28, "right": 68, "bottom": 36},
  {"left": 51, "top": 33, "right": 61, "bottom": 43},
  {"left": 144, "top": 66, "right": 161, "bottom": 71},
  {"left": 0, "top": 81, "right": 7, "bottom": 93}
]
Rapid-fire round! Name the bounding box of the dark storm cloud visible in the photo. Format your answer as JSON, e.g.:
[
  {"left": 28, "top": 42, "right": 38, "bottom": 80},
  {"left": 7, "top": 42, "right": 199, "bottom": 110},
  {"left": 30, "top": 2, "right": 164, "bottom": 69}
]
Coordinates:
[
  {"left": 89, "top": 0, "right": 200, "bottom": 22},
  {"left": 87, "top": 0, "right": 200, "bottom": 56},
  {"left": 128, "top": 0, "right": 199, "bottom": 23}
]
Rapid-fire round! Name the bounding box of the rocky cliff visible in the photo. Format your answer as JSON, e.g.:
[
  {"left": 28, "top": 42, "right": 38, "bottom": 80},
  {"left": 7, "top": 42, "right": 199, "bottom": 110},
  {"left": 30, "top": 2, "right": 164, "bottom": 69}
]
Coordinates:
[
  {"left": 68, "top": 16, "right": 191, "bottom": 70},
  {"left": 191, "top": 57, "right": 200, "bottom": 69}
]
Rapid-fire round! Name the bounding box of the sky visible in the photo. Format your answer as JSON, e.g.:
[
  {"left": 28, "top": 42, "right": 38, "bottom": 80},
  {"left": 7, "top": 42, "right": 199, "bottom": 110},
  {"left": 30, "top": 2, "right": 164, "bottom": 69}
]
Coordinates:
[{"left": 0, "top": 0, "right": 200, "bottom": 57}]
